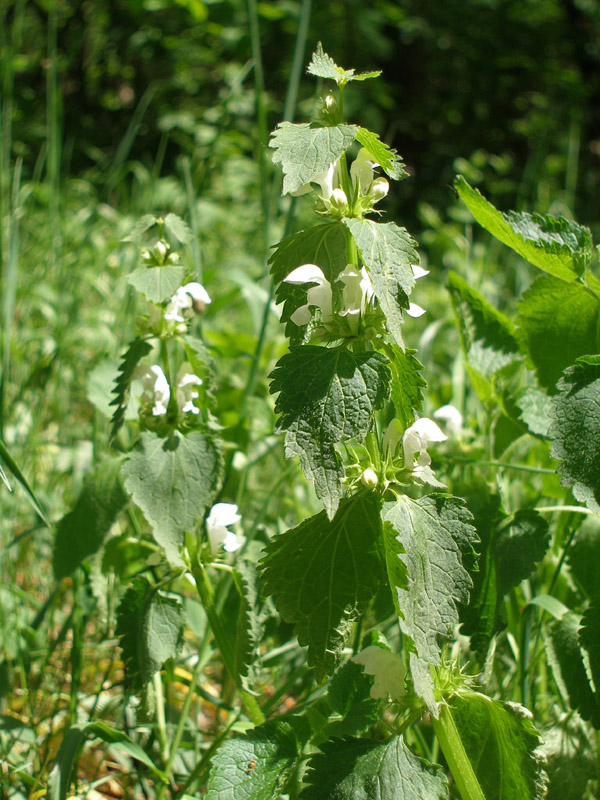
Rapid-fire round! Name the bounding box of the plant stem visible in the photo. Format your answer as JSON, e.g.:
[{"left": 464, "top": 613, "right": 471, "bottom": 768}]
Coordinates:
[{"left": 432, "top": 704, "right": 486, "bottom": 800}]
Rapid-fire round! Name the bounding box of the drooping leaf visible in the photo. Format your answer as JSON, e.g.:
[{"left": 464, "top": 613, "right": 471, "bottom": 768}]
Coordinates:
[
  {"left": 448, "top": 693, "right": 548, "bottom": 800},
  {"left": 270, "top": 345, "right": 390, "bottom": 517},
  {"left": 302, "top": 734, "right": 449, "bottom": 799},
  {"left": 164, "top": 212, "right": 193, "bottom": 243},
  {"left": 53, "top": 457, "right": 128, "bottom": 579},
  {"left": 567, "top": 515, "right": 600, "bottom": 598},
  {"left": 447, "top": 271, "right": 522, "bottom": 401},
  {"left": 270, "top": 122, "right": 356, "bottom": 195},
  {"left": 517, "top": 275, "right": 600, "bottom": 391},
  {"left": 116, "top": 575, "right": 185, "bottom": 689},
  {"left": 109, "top": 337, "right": 153, "bottom": 441},
  {"left": 454, "top": 176, "right": 593, "bottom": 281},
  {"left": 307, "top": 42, "right": 381, "bottom": 85},
  {"left": 259, "top": 493, "right": 385, "bottom": 681},
  {"left": 121, "top": 429, "right": 223, "bottom": 564},
  {"left": 384, "top": 343, "right": 426, "bottom": 430},
  {"left": 127, "top": 265, "right": 186, "bottom": 304},
  {"left": 579, "top": 595, "right": 600, "bottom": 728},
  {"left": 550, "top": 355, "right": 600, "bottom": 513},
  {"left": 206, "top": 721, "right": 298, "bottom": 800},
  {"left": 355, "top": 127, "right": 408, "bottom": 181},
  {"left": 325, "top": 659, "right": 380, "bottom": 737},
  {"left": 515, "top": 385, "right": 553, "bottom": 438},
  {"left": 344, "top": 219, "right": 418, "bottom": 349}
]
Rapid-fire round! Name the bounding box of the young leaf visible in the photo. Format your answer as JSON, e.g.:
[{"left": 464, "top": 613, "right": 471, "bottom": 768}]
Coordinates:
[
  {"left": 517, "top": 275, "right": 600, "bottom": 391},
  {"left": 454, "top": 176, "right": 593, "bottom": 281},
  {"left": 550, "top": 355, "right": 600, "bottom": 513},
  {"left": 344, "top": 219, "right": 419, "bottom": 349},
  {"left": 384, "top": 343, "right": 426, "bottom": 430},
  {"left": 307, "top": 42, "right": 382, "bottom": 85},
  {"left": 270, "top": 122, "right": 356, "bottom": 195},
  {"left": 206, "top": 721, "right": 298, "bottom": 800},
  {"left": 127, "top": 265, "right": 186, "bottom": 304},
  {"left": 447, "top": 270, "right": 522, "bottom": 401},
  {"left": 325, "top": 659, "right": 380, "bottom": 738},
  {"left": 448, "top": 693, "right": 548, "bottom": 800},
  {"left": 53, "top": 457, "right": 128, "bottom": 579},
  {"left": 109, "top": 337, "right": 153, "bottom": 441},
  {"left": 355, "top": 127, "right": 408, "bottom": 181},
  {"left": 270, "top": 345, "right": 390, "bottom": 517},
  {"left": 116, "top": 576, "right": 185, "bottom": 688},
  {"left": 121, "top": 429, "right": 223, "bottom": 564},
  {"left": 302, "top": 734, "right": 449, "bottom": 799},
  {"left": 259, "top": 493, "right": 385, "bottom": 682},
  {"left": 164, "top": 212, "right": 193, "bottom": 243}
]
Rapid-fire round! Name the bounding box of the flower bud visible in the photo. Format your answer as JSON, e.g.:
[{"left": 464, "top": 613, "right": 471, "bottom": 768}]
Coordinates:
[
  {"left": 330, "top": 188, "right": 348, "bottom": 211},
  {"left": 371, "top": 177, "right": 389, "bottom": 202},
  {"left": 360, "top": 468, "right": 378, "bottom": 489},
  {"left": 167, "top": 252, "right": 179, "bottom": 265},
  {"left": 141, "top": 249, "right": 152, "bottom": 263},
  {"left": 325, "top": 94, "right": 338, "bottom": 113},
  {"left": 153, "top": 240, "right": 167, "bottom": 264}
]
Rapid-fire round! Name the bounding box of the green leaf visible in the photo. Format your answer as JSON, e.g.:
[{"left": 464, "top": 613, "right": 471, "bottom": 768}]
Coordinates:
[
  {"left": 0, "top": 437, "right": 49, "bottom": 525},
  {"left": 579, "top": 596, "right": 600, "bottom": 728},
  {"left": 384, "top": 344, "right": 426, "bottom": 430},
  {"left": 306, "top": 42, "right": 381, "bottom": 85},
  {"left": 447, "top": 271, "right": 522, "bottom": 401},
  {"left": 517, "top": 275, "right": 600, "bottom": 391},
  {"left": 542, "top": 715, "right": 597, "bottom": 800},
  {"left": 515, "top": 385, "right": 553, "bottom": 438},
  {"left": 259, "top": 493, "right": 385, "bottom": 682},
  {"left": 116, "top": 576, "right": 185, "bottom": 688},
  {"left": 454, "top": 176, "right": 593, "bottom": 281},
  {"left": 122, "top": 214, "right": 158, "bottom": 243},
  {"left": 206, "top": 721, "right": 298, "bottom": 799},
  {"left": 355, "top": 127, "right": 408, "bottom": 181},
  {"left": 121, "top": 430, "right": 223, "bottom": 564},
  {"left": 270, "top": 345, "right": 390, "bottom": 517},
  {"left": 53, "top": 457, "right": 128, "bottom": 579},
  {"left": 164, "top": 212, "right": 193, "bottom": 243},
  {"left": 270, "top": 122, "right": 356, "bottom": 195},
  {"left": 233, "top": 560, "right": 264, "bottom": 692},
  {"left": 567, "top": 515, "right": 600, "bottom": 598},
  {"left": 109, "top": 337, "right": 153, "bottom": 441},
  {"left": 326, "top": 659, "right": 380, "bottom": 737},
  {"left": 383, "top": 495, "right": 477, "bottom": 711},
  {"left": 550, "top": 355, "right": 600, "bottom": 513},
  {"left": 302, "top": 734, "right": 449, "bottom": 799},
  {"left": 448, "top": 693, "right": 548, "bottom": 800},
  {"left": 344, "top": 219, "right": 419, "bottom": 349},
  {"left": 127, "top": 265, "right": 186, "bottom": 304}
]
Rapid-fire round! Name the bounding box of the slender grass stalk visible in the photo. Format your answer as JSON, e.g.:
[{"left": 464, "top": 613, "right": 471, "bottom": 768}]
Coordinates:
[
  {"left": 46, "top": 3, "right": 62, "bottom": 265},
  {"left": 182, "top": 157, "right": 203, "bottom": 283},
  {"left": 105, "top": 84, "right": 157, "bottom": 196}
]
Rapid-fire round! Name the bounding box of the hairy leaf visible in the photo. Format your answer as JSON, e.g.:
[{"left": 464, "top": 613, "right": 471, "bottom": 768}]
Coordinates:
[
  {"left": 385, "top": 343, "right": 426, "bottom": 430},
  {"left": 270, "top": 122, "right": 356, "bottom": 195},
  {"left": 206, "top": 721, "right": 298, "bottom": 799},
  {"left": 53, "top": 457, "right": 128, "bottom": 579},
  {"left": 109, "top": 337, "right": 153, "bottom": 441},
  {"left": 270, "top": 345, "right": 390, "bottom": 517},
  {"left": 515, "top": 385, "right": 553, "bottom": 438},
  {"left": 355, "top": 127, "right": 408, "bottom": 181},
  {"left": 259, "top": 493, "right": 385, "bottom": 681},
  {"left": 568, "top": 516, "right": 600, "bottom": 598},
  {"left": 307, "top": 42, "right": 381, "bottom": 85},
  {"left": 517, "top": 275, "right": 600, "bottom": 391},
  {"left": 302, "top": 735, "right": 449, "bottom": 799},
  {"left": 543, "top": 715, "right": 597, "bottom": 800},
  {"left": 233, "top": 560, "right": 264, "bottom": 692},
  {"left": 127, "top": 265, "right": 186, "bottom": 304},
  {"left": 326, "top": 660, "right": 380, "bottom": 737},
  {"left": 121, "top": 430, "right": 223, "bottom": 564},
  {"left": 455, "top": 176, "right": 592, "bottom": 281},
  {"left": 344, "top": 219, "right": 418, "bottom": 349},
  {"left": 550, "top": 355, "right": 600, "bottom": 513},
  {"left": 579, "top": 596, "right": 600, "bottom": 728},
  {"left": 164, "top": 212, "right": 193, "bottom": 243}
]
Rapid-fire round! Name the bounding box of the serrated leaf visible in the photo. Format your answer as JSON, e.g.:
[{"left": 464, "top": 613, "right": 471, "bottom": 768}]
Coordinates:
[
  {"left": 127, "top": 265, "right": 186, "bottom": 304},
  {"left": 270, "top": 345, "right": 390, "bottom": 517},
  {"left": 568, "top": 516, "right": 600, "bottom": 598},
  {"left": 550, "top": 355, "right": 600, "bottom": 513},
  {"left": 454, "top": 176, "right": 593, "bottom": 281},
  {"left": 109, "top": 337, "right": 153, "bottom": 440},
  {"left": 307, "top": 42, "right": 382, "bottom": 85},
  {"left": 542, "top": 715, "right": 597, "bottom": 800},
  {"left": 53, "top": 457, "right": 128, "bottom": 579},
  {"left": 579, "top": 596, "right": 600, "bottom": 723},
  {"left": 116, "top": 576, "right": 185, "bottom": 689},
  {"left": 302, "top": 734, "right": 449, "bottom": 799},
  {"left": 447, "top": 271, "right": 522, "bottom": 401},
  {"left": 121, "top": 430, "right": 223, "bottom": 564},
  {"left": 206, "top": 721, "right": 298, "bottom": 799},
  {"left": 259, "top": 493, "right": 385, "bottom": 682},
  {"left": 448, "top": 693, "right": 548, "bottom": 800},
  {"left": 383, "top": 495, "right": 477, "bottom": 711},
  {"left": 164, "top": 212, "right": 193, "bottom": 243},
  {"left": 326, "top": 660, "right": 380, "bottom": 738},
  {"left": 515, "top": 385, "right": 553, "bottom": 438},
  {"left": 270, "top": 122, "right": 357, "bottom": 195},
  {"left": 517, "top": 275, "right": 600, "bottom": 391},
  {"left": 233, "top": 560, "right": 264, "bottom": 691},
  {"left": 344, "top": 219, "right": 418, "bottom": 349},
  {"left": 355, "top": 128, "right": 408, "bottom": 181},
  {"left": 122, "top": 214, "right": 158, "bottom": 243},
  {"left": 384, "top": 343, "right": 426, "bottom": 430}
]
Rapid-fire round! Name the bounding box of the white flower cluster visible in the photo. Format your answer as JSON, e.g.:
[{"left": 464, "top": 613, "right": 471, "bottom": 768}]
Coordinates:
[
  {"left": 136, "top": 362, "right": 203, "bottom": 416},
  {"left": 164, "top": 282, "right": 211, "bottom": 326},
  {"left": 206, "top": 502, "right": 244, "bottom": 554},
  {"left": 383, "top": 404, "right": 462, "bottom": 472}
]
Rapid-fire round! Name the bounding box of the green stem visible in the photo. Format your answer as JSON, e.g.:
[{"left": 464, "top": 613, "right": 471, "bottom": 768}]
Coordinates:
[
  {"left": 432, "top": 704, "right": 486, "bottom": 800},
  {"left": 153, "top": 671, "right": 169, "bottom": 763}
]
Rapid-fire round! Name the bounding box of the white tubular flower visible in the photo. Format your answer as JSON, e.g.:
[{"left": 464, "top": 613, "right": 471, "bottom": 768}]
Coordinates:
[
  {"left": 136, "top": 364, "right": 170, "bottom": 416},
  {"left": 403, "top": 417, "right": 447, "bottom": 469},
  {"left": 338, "top": 266, "right": 375, "bottom": 333},
  {"left": 411, "top": 264, "right": 429, "bottom": 280},
  {"left": 206, "top": 502, "right": 242, "bottom": 554},
  {"left": 176, "top": 363, "right": 203, "bottom": 414},
  {"left": 284, "top": 264, "right": 333, "bottom": 326},
  {"left": 164, "top": 282, "right": 212, "bottom": 322},
  {"left": 330, "top": 187, "right": 349, "bottom": 211},
  {"left": 291, "top": 158, "right": 342, "bottom": 202},
  {"left": 434, "top": 404, "right": 463, "bottom": 435},
  {"left": 350, "top": 148, "right": 377, "bottom": 195},
  {"left": 371, "top": 177, "right": 389, "bottom": 202},
  {"left": 406, "top": 264, "right": 429, "bottom": 318},
  {"left": 382, "top": 418, "right": 404, "bottom": 456},
  {"left": 353, "top": 646, "right": 406, "bottom": 700}
]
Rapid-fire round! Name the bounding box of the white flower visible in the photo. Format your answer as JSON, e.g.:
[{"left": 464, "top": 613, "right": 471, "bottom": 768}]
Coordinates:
[
  {"left": 370, "top": 177, "right": 389, "bottom": 201},
  {"left": 206, "top": 502, "right": 243, "bottom": 554},
  {"left": 353, "top": 646, "right": 406, "bottom": 700},
  {"left": 176, "top": 363, "right": 203, "bottom": 414},
  {"left": 284, "top": 264, "right": 333, "bottom": 326},
  {"left": 291, "top": 159, "right": 342, "bottom": 202},
  {"left": 403, "top": 417, "right": 447, "bottom": 469},
  {"left": 405, "top": 264, "right": 429, "bottom": 318},
  {"left": 136, "top": 364, "right": 170, "bottom": 416},
  {"left": 360, "top": 468, "right": 378, "bottom": 488},
  {"left": 350, "top": 148, "right": 377, "bottom": 195},
  {"left": 411, "top": 264, "right": 429, "bottom": 280},
  {"left": 433, "top": 404, "right": 463, "bottom": 435},
  {"left": 382, "top": 418, "right": 404, "bottom": 456},
  {"left": 164, "top": 282, "right": 211, "bottom": 322},
  {"left": 338, "top": 266, "right": 375, "bottom": 333}
]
